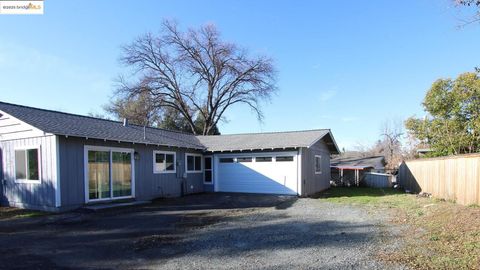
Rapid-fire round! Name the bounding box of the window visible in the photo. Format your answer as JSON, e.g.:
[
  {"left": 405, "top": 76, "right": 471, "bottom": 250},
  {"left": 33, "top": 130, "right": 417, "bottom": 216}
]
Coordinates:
[
  {"left": 276, "top": 156, "right": 294, "bottom": 162},
  {"left": 153, "top": 151, "right": 176, "bottom": 173},
  {"left": 186, "top": 154, "right": 202, "bottom": 172},
  {"left": 86, "top": 146, "right": 134, "bottom": 202},
  {"left": 15, "top": 148, "right": 40, "bottom": 182},
  {"left": 219, "top": 158, "right": 234, "bottom": 163},
  {"left": 237, "top": 157, "right": 252, "bottom": 163},
  {"left": 315, "top": 155, "right": 322, "bottom": 174},
  {"left": 204, "top": 156, "right": 213, "bottom": 184},
  {"left": 256, "top": 156, "right": 272, "bottom": 162}
]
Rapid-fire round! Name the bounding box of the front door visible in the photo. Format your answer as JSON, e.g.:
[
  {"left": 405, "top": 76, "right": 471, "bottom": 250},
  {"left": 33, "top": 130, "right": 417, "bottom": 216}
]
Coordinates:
[
  {"left": 204, "top": 156, "right": 213, "bottom": 185},
  {"left": 85, "top": 146, "right": 134, "bottom": 203}
]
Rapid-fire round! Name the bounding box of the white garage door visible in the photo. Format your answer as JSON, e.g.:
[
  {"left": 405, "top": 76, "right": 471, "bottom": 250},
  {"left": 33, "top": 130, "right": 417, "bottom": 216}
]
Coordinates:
[{"left": 215, "top": 152, "right": 298, "bottom": 195}]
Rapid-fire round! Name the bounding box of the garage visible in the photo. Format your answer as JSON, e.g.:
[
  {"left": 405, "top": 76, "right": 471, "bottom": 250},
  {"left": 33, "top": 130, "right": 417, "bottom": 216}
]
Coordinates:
[{"left": 214, "top": 152, "right": 299, "bottom": 195}]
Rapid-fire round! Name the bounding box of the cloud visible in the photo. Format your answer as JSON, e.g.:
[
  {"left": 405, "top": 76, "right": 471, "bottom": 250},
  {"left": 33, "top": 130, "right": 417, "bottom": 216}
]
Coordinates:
[{"left": 318, "top": 89, "right": 337, "bottom": 102}]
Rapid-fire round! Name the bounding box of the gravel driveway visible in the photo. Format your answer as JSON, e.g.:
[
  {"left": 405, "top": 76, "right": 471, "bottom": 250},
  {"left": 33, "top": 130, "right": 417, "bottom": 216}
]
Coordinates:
[{"left": 0, "top": 193, "right": 405, "bottom": 269}]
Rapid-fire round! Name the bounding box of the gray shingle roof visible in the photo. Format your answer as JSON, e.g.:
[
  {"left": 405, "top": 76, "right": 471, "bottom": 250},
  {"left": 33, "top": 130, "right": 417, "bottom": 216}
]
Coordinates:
[
  {"left": 330, "top": 155, "right": 386, "bottom": 169},
  {"left": 0, "top": 101, "right": 339, "bottom": 153},
  {"left": 197, "top": 129, "right": 334, "bottom": 152},
  {"left": 0, "top": 101, "right": 205, "bottom": 150}
]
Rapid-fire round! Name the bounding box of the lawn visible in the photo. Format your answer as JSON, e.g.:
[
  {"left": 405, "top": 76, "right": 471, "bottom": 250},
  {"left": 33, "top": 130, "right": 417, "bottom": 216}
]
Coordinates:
[
  {"left": 319, "top": 187, "right": 480, "bottom": 270},
  {"left": 0, "top": 207, "right": 46, "bottom": 220}
]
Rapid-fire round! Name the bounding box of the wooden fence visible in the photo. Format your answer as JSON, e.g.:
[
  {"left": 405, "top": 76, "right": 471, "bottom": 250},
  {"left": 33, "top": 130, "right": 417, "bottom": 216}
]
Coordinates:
[{"left": 398, "top": 153, "right": 480, "bottom": 205}]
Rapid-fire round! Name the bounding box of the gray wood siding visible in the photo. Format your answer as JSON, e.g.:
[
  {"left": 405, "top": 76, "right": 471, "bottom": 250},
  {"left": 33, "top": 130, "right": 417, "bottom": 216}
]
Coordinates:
[
  {"left": 301, "top": 139, "right": 331, "bottom": 196},
  {"left": 0, "top": 135, "right": 58, "bottom": 210},
  {"left": 58, "top": 137, "right": 204, "bottom": 209}
]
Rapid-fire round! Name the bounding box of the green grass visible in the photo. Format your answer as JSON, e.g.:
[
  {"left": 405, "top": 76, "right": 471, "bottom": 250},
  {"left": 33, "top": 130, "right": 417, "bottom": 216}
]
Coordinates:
[
  {"left": 319, "top": 187, "right": 421, "bottom": 213},
  {"left": 0, "top": 207, "right": 47, "bottom": 220},
  {"left": 319, "top": 187, "right": 480, "bottom": 270},
  {"left": 320, "top": 187, "right": 404, "bottom": 203}
]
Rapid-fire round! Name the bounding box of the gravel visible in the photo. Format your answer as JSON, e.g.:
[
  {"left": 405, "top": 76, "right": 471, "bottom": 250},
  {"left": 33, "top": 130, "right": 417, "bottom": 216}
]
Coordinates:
[{"left": 0, "top": 193, "right": 407, "bottom": 270}]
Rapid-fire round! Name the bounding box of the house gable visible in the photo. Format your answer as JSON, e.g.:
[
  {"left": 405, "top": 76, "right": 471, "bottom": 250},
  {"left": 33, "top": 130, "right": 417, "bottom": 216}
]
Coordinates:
[{"left": 0, "top": 110, "right": 50, "bottom": 141}]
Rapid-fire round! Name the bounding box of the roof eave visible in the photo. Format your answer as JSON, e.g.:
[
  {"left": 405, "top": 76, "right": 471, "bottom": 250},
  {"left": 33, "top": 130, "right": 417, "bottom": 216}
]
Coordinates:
[
  {"left": 307, "top": 130, "right": 340, "bottom": 155},
  {"left": 204, "top": 146, "right": 302, "bottom": 153},
  {"left": 56, "top": 133, "right": 206, "bottom": 151}
]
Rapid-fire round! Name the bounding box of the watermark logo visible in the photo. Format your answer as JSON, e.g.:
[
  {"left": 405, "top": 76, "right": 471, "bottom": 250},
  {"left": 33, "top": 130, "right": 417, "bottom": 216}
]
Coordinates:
[{"left": 0, "top": 0, "right": 44, "bottom": 15}]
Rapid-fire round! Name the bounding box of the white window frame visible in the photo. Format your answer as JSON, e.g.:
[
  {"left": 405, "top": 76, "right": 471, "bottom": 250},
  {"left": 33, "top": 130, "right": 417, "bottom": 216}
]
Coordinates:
[
  {"left": 186, "top": 153, "right": 203, "bottom": 173},
  {"left": 203, "top": 156, "right": 213, "bottom": 184},
  {"left": 14, "top": 145, "right": 42, "bottom": 184},
  {"left": 153, "top": 150, "right": 176, "bottom": 174},
  {"left": 83, "top": 145, "right": 135, "bottom": 203},
  {"left": 315, "top": 155, "right": 322, "bottom": 174}
]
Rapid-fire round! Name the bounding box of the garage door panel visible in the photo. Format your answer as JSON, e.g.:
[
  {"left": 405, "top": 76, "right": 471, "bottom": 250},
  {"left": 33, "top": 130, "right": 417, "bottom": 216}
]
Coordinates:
[{"left": 216, "top": 153, "right": 298, "bottom": 195}]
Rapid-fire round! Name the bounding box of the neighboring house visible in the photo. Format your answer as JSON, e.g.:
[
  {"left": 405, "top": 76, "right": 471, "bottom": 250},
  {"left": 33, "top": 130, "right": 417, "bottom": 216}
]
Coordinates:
[
  {"left": 0, "top": 101, "right": 340, "bottom": 211},
  {"left": 416, "top": 148, "right": 433, "bottom": 157},
  {"left": 330, "top": 154, "right": 386, "bottom": 186}
]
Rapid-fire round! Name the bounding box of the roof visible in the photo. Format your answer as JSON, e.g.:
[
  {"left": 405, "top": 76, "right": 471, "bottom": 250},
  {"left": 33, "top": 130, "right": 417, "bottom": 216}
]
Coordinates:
[
  {"left": 0, "top": 101, "right": 205, "bottom": 150},
  {"left": 0, "top": 101, "right": 340, "bottom": 154},
  {"left": 197, "top": 129, "right": 340, "bottom": 153},
  {"left": 330, "top": 155, "right": 385, "bottom": 170},
  {"left": 416, "top": 148, "right": 433, "bottom": 153}
]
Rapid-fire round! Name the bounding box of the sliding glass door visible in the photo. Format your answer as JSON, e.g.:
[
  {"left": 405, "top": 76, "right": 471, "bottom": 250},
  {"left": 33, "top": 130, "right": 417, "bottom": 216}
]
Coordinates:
[
  {"left": 112, "top": 152, "right": 132, "bottom": 197},
  {"left": 88, "top": 150, "right": 110, "bottom": 200},
  {"left": 86, "top": 147, "right": 134, "bottom": 202}
]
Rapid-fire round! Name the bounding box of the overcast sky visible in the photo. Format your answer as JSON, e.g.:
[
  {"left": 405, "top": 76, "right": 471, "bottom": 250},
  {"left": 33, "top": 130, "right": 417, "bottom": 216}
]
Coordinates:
[{"left": 1, "top": 0, "right": 479, "bottom": 150}]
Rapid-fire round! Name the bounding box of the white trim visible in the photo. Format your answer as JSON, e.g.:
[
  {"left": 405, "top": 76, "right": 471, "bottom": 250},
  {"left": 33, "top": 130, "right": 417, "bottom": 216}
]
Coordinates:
[
  {"left": 84, "top": 145, "right": 133, "bottom": 152},
  {"left": 54, "top": 136, "right": 61, "bottom": 207},
  {"left": 185, "top": 153, "right": 203, "bottom": 173},
  {"left": 215, "top": 151, "right": 297, "bottom": 158},
  {"left": 297, "top": 148, "right": 302, "bottom": 196},
  {"left": 203, "top": 155, "right": 213, "bottom": 185},
  {"left": 14, "top": 144, "right": 42, "bottom": 184},
  {"left": 153, "top": 150, "right": 176, "bottom": 174},
  {"left": 84, "top": 145, "right": 135, "bottom": 203},
  {"left": 83, "top": 147, "right": 88, "bottom": 203},
  {"left": 314, "top": 155, "right": 322, "bottom": 174}
]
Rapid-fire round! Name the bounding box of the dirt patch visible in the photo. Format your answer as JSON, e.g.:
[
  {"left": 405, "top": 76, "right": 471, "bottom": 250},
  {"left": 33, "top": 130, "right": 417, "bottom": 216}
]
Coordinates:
[
  {"left": 384, "top": 200, "right": 480, "bottom": 270},
  {"left": 174, "top": 212, "right": 224, "bottom": 230},
  {"left": 320, "top": 188, "right": 480, "bottom": 270},
  {"left": 1, "top": 249, "right": 65, "bottom": 270},
  {"left": 133, "top": 235, "right": 183, "bottom": 251}
]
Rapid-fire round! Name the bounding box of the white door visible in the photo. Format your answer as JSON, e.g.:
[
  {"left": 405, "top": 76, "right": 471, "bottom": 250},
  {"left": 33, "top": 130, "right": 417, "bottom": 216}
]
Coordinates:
[{"left": 216, "top": 152, "right": 298, "bottom": 195}]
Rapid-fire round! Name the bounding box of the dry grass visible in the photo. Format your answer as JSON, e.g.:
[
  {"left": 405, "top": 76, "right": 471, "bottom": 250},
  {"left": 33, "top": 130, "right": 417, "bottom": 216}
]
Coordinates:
[{"left": 320, "top": 187, "right": 480, "bottom": 270}]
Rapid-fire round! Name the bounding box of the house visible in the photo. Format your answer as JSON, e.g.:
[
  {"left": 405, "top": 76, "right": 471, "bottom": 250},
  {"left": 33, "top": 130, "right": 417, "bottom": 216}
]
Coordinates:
[
  {"left": 0, "top": 101, "right": 340, "bottom": 212},
  {"left": 330, "top": 154, "right": 386, "bottom": 186},
  {"left": 416, "top": 148, "right": 433, "bottom": 157}
]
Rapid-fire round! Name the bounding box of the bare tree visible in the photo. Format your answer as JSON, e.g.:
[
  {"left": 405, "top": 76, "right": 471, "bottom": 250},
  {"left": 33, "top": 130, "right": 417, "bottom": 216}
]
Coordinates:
[
  {"left": 455, "top": 0, "right": 480, "bottom": 26},
  {"left": 117, "top": 20, "right": 277, "bottom": 135},
  {"left": 379, "top": 119, "right": 404, "bottom": 168},
  {"left": 350, "top": 119, "right": 405, "bottom": 169},
  {"left": 104, "top": 90, "right": 162, "bottom": 127}
]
